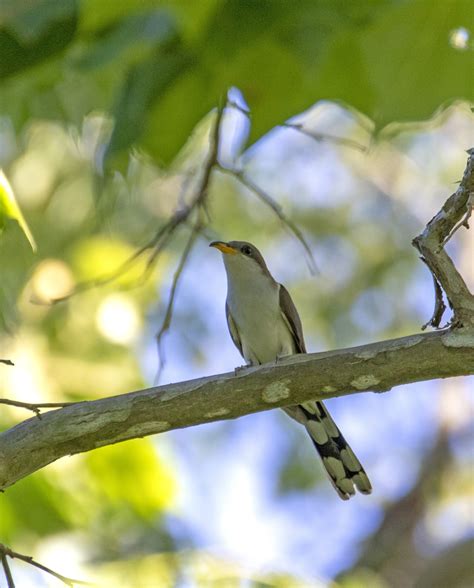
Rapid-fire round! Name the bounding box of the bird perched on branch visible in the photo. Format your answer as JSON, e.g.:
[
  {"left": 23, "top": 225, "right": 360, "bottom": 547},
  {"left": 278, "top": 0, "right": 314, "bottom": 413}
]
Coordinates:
[{"left": 210, "top": 240, "right": 372, "bottom": 500}]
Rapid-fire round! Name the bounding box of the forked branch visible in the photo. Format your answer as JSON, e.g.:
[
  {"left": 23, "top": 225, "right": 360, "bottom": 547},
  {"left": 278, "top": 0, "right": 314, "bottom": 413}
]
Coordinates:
[{"left": 412, "top": 148, "right": 474, "bottom": 328}]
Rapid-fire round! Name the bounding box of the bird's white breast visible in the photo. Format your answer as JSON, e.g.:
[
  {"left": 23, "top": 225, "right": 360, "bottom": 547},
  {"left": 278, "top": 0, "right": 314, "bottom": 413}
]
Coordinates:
[{"left": 224, "top": 257, "right": 295, "bottom": 365}]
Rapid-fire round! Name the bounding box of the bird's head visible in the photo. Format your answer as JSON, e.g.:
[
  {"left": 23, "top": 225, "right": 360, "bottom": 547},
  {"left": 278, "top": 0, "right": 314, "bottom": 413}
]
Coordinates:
[{"left": 209, "top": 240, "right": 272, "bottom": 280}]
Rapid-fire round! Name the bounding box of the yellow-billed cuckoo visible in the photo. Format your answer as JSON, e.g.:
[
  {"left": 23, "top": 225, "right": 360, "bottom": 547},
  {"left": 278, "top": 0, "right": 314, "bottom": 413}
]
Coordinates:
[{"left": 210, "top": 240, "right": 372, "bottom": 500}]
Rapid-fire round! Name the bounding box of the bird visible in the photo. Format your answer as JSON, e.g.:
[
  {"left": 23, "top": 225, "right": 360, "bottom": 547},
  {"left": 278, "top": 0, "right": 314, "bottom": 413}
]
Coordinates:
[{"left": 210, "top": 240, "right": 372, "bottom": 500}]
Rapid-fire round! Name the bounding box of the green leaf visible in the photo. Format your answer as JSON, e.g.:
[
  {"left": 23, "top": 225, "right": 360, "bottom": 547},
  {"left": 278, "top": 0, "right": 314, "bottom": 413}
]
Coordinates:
[
  {"left": 0, "top": 0, "right": 78, "bottom": 78},
  {"left": 74, "top": 10, "right": 176, "bottom": 71},
  {"left": 104, "top": 38, "right": 191, "bottom": 166},
  {"left": 2, "top": 0, "right": 472, "bottom": 162},
  {"left": 110, "top": 0, "right": 353, "bottom": 162},
  {"left": 307, "top": 0, "right": 474, "bottom": 130},
  {"left": 79, "top": 0, "right": 220, "bottom": 42},
  {"left": 0, "top": 170, "right": 36, "bottom": 251},
  {"left": 111, "top": 0, "right": 394, "bottom": 162},
  {"left": 123, "top": 0, "right": 473, "bottom": 162},
  {"left": 79, "top": 0, "right": 160, "bottom": 33}
]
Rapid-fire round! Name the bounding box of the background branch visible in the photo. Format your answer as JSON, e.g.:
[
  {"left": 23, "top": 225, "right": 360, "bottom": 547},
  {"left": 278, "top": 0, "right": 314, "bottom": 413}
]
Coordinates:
[
  {"left": 155, "top": 222, "right": 201, "bottom": 375},
  {"left": 1, "top": 330, "right": 473, "bottom": 492},
  {"left": 217, "top": 164, "right": 318, "bottom": 273},
  {"left": 0, "top": 398, "right": 77, "bottom": 417},
  {"left": 280, "top": 122, "right": 368, "bottom": 152},
  {"left": 49, "top": 99, "right": 226, "bottom": 304},
  {"left": 0, "top": 543, "right": 91, "bottom": 587},
  {"left": 1, "top": 549, "right": 15, "bottom": 588}
]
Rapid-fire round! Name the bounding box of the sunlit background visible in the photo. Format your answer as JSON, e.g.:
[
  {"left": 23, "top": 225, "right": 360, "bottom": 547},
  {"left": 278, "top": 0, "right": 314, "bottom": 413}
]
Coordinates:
[{"left": 1, "top": 2, "right": 473, "bottom": 587}]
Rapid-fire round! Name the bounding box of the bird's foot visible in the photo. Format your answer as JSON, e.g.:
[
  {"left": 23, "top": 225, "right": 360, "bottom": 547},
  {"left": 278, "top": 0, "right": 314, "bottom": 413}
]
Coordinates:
[
  {"left": 274, "top": 353, "right": 291, "bottom": 365},
  {"left": 234, "top": 364, "right": 252, "bottom": 375}
]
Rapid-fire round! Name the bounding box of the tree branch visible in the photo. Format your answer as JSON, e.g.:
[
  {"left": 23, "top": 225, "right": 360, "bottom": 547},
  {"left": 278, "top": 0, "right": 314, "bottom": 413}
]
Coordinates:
[
  {"left": 280, "top": 122, "right": 368, "bottom": 152},
  {"left": 0, "top": 543, "right": 91, "bottom": 587},
  {"left": 1, "top": 549, "right": 15, "bottom": 588},
  {"left": 413, "top": 148, "right": 474, "bottom": 328},
  {"left": 0, "top": 398, "right": 77, "bottom": 417},
  {"left": 48, "top": 99, "right": 226, "bottom": 305},
  {"left": 216, "top": 164, "right": 318, "bottom": 273},
  {"left": 1, "top": 330, "right": 473, "bottom": 491},
  {"left": 155, "top": 221, "right": 201, "bottom": 375}
]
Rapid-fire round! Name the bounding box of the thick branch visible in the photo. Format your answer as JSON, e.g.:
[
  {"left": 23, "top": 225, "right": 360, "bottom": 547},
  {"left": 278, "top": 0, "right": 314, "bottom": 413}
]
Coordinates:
[
  {"left": 1, "top": 330, "right": 473, "bottom": 491},
  {"left": 413, "top": 148, "right": 474, "bottom": 327}
]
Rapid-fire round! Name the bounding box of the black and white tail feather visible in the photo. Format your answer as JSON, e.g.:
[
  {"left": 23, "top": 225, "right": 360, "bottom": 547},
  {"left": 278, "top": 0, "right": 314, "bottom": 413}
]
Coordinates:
[
  {"left": 277, "top": 283, "right": 371, "bottom": 500},
  {"left": 285, "top": 401, "right": 372, "bottom": 500}
]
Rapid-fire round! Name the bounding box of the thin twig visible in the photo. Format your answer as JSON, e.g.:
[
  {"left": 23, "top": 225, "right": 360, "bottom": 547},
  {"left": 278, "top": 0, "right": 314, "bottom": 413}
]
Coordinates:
[
  {"left": 0, "top": 544, "right": 91, "bottom": 587},
  {"left": 0, "top": 359, "right": 14, "bottom": 366},
  {"left": 155, "top": 224, "right": 201, "bottom": 377},
  {"left": 50, "top": 102, "right": 227, "bottom": 305},
  {"left": 281, "top": 122, "right": 368, "bottom": 152},
  {"left": 0, "top": 398, "right": 78, "bottom": 418},
  {"left": 217, "top": 164, "right": 318, "bottom": 274},
  {"left": 227, "top": 100, "right": 251, "bottom": 118},
  {"left": 227, "top": 104, "right": 368, "bottom": 152},
  {"left": 152, "top": 99, "right": 226, "bottom": 374},
  {"left": 48, "top": 210, "right": 177, "bottom": 304},
  {"left": 177, "top": 167, "right": 198, "bottom": 209},
  {"left": 48, "top": 224, "right": 172, "bottom": 304},
  {"left": 1, "top": 551, "right": 15, "bottom": 588},
  {"left": 196, "top": 98, "right": 226, "bottom": 209}
]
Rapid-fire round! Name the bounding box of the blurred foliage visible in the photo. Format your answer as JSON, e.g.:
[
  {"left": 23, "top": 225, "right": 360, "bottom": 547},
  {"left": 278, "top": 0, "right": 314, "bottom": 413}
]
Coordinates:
[
  {"left": 91, "top": 550, "right": 322, "bottom": 588},
  {"left": 0, "top": 1, "right": 473, "bottom": 587},
  {"left": 0, "top": 0, "right": 472, "bottom": 164}
]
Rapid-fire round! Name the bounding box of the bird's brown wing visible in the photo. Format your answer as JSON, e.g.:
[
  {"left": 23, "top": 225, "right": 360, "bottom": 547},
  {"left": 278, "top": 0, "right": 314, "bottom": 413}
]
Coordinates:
[
  {"left": 225, "top": 302, "right": 243, "bottom": 357},
  {"left": 279, "top": 284, "right": 306, "bottom": 353}
]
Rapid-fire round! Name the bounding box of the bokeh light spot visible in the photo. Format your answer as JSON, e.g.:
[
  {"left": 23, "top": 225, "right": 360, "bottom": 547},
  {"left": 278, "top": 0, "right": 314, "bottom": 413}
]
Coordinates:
[
  {"left": 449, "top": 27, "right": 470, "bottom": 50},
  {"left": 31, "top": 259, "right": 75, "bottom": 303},
  {"left": 96, "top": 294, "right": 141, "bottom": 344}
]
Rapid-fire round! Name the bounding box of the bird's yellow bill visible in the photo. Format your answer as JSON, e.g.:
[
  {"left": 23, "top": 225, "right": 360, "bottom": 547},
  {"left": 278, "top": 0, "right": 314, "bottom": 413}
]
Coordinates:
[{"left": 209, "top": 241, "right": 238, "bottom": 255}]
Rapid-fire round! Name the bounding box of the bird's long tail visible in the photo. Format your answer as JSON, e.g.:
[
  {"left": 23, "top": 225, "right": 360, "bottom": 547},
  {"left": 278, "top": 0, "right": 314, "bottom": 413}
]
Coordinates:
[{"left": 284, "top": 401, "right": 372, "bottom": 500}]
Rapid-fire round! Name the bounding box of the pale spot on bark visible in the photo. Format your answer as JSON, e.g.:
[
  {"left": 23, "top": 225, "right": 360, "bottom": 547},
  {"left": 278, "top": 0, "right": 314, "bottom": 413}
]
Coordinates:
[
  {"left": 32, "top": 420, "right": 171, "bottom": 451},
  {"left": 442, "top": 330, "right": 474, "bottom": 348},
  {"left": 355, "top": 349, "right": 379, "bottom": 360},
  {"left": 262, "top": 380, "right": 291, "bottom": 403},
  {"left": 401, "top": 335, "right": 424, "bottom": 348},
  {"left": 384, "top": 335, "right": 424, "bottom": 351},
  {"left": 204, "top": 408, "right": 230, "bottom": 418},
  {"left": 122, "top": 421, "right": 170, "bottom": 439},
  {"left": 322, "top": 385, "right": 337, "bottom": 393},
  {"left": 351, "top": 374, "right": 380, "bottom": 390}
]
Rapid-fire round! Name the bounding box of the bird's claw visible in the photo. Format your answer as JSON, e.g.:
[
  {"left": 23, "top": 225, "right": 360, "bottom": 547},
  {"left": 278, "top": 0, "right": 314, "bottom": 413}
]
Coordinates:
[{"left": 234, "top": 364, "right": 251, "bottom": 375}]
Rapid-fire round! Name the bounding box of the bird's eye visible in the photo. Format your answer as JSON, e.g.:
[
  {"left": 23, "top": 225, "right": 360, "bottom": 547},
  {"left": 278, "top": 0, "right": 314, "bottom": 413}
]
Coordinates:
[{"left": 241, "top": 245, "right": 252, "bottom": 256}]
